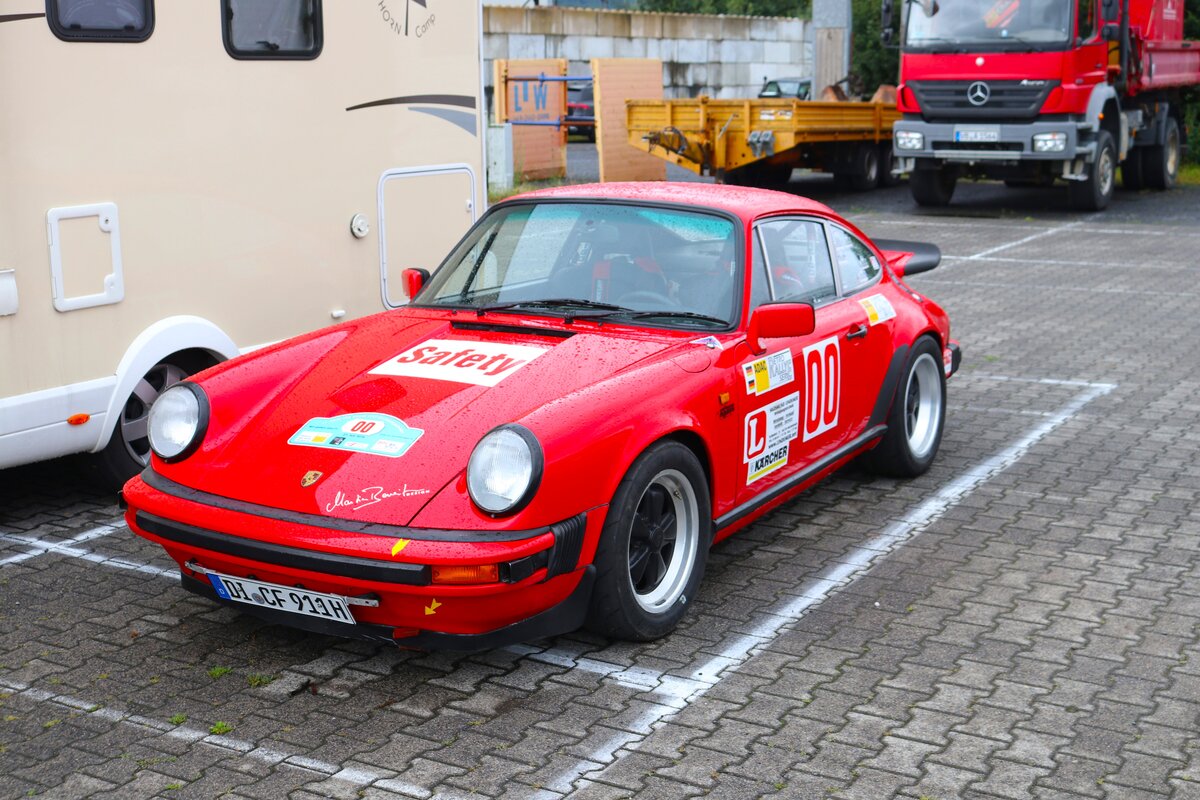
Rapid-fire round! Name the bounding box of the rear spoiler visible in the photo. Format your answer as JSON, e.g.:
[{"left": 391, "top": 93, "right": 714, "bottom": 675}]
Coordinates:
[{"left": 874, "top": 239, "right": 941, "bottom": 278}]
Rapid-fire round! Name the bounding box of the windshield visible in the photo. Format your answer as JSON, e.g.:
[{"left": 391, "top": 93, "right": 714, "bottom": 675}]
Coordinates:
[
  {"left": 904, "top": 0, "right": 1074, "bottom": 51},
  {"left": 416, "top": 202, "right": 741, "bottom": 329}
]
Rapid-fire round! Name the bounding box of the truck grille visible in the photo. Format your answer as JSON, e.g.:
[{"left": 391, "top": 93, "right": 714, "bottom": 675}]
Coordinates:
[{"left": 909, "top": 80, "right": 1058, "bottom": 121}]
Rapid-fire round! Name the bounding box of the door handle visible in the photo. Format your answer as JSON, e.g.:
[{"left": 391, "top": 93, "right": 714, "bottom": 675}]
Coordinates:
[{"left": 846, "top": 324, "right": 868, "bottom": 340}]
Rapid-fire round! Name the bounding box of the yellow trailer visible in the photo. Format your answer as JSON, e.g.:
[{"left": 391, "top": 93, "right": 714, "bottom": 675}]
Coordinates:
[{"left": 626, "top": 96, "right": 901, "bottom": 188}]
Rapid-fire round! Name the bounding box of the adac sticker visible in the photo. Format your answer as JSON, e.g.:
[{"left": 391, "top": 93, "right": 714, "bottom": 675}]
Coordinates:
[
  {"left": 288, "top": 413, "right": 423, "bottom": 459},
  {"left": 743, "top": 391, "right": 800, "bottom": 483},
  {"left": 858, "top": 294, "right": 897, "bottom": 326},
  {"left": 369, "top": 339, "right": 549, "bottom": 387},
  {"left": 742, "top": 349, "right": 794, "bottom": 396}
]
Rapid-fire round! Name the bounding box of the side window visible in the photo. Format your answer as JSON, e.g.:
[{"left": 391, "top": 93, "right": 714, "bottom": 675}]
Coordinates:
[
  {"left": 828, "top": 227, "right": 881, "bottom": 294},
  {"left": 755, "top": 219, "right": 837, "bottom": 304},
  {"left": 48, "top": 0, "right": 154, "bottom": 41},
  {"left": 222, "top": 0, "right": 323, "bottom": 60},
  {"left": 1076, "top": 0, "right": 1097, "bottom": 39}
]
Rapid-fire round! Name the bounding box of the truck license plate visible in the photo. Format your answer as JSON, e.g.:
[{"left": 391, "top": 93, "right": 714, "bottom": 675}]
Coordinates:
[
  {"left": 954, "top": 127, "right": 1000, "bottom": 143},
  {"left": 208, "top": 572, "right": 356, "bottom": 625}
]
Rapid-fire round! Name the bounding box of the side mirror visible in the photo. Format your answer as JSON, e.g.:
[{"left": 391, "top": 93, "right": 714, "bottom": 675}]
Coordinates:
[
  {"left": 1101, "top": 0, "right": 1119, "bottom": 23},
  {"left": 747, "top": 303, "right": 815, "bottom": 355},
  {"left": 402, "top": 268, "right": 430, "bottom": 301}
]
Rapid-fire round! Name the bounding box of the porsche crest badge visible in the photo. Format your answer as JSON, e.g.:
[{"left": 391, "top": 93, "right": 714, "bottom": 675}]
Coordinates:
[{"left": 301, "top": 470, "right": 323, "bottom": 488}]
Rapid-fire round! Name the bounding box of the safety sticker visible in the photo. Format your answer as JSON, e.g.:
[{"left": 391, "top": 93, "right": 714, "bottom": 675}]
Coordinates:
[
  {"left": 744, "top": 391, "right": 800, "bottom": 483},
  {"left": 858, "top": 294, "right": 896, "bottom": 326},
  {"left": 370, "top": 339, "right": 549, "bottom": 387},
  {"left": 288, "top": 413, "right": 423, "bottom": 459},
  {"left": 743, "top": 349, "right": 795, "bottom": 396}
]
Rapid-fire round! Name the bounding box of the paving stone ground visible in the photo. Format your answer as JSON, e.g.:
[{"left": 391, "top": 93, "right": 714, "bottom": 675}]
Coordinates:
[{"left": 2, "top": 181, "right": 1199, "bottom": 799}]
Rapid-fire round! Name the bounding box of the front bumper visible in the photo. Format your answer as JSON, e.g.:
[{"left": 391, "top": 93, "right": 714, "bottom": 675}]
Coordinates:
[
  {"left": 123, "top": 469, "right": 600, "bottom": 650},
  {"left": 894, "top": 119, "right": 1091, "bottom": 164}
]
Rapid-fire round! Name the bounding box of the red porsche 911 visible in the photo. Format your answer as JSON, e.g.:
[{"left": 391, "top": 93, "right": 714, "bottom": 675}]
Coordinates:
[{"left": 123, "top": 183, "right": 960, "bottom": 649}]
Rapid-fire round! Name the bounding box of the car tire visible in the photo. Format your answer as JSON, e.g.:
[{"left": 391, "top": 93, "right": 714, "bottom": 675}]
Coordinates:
[
  {"left": 862, "top": 337, "right": 946, "bottom": 478},
  {"left": 1145, "top": 116, "right": 1180, "bottom": 190},
  {"left": 586, "top": 440, "right": 711, "bottom": 641},
  {"left": 1069, "top": 130, "right": 1115, "bottom": 211},
  {"left": 1122, "top": 146, "right": 1145, "bottom": 191},
  {"left": 91, "top": 357, "right": 196, "bottom": 490},
  {"left": 910, "top": 166, "right": 956, "bottom": 206}
]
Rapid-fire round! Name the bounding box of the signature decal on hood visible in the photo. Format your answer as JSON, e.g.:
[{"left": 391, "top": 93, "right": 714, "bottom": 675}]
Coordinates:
[
  {"left": 325, "top": 485, "right": 431, "bottom": 513},
  {"left": 288, "top": 413, "right": 423, "bottom": 458},
  {"left": 369, "top": 339, "right": 549, "bottom": 387}
]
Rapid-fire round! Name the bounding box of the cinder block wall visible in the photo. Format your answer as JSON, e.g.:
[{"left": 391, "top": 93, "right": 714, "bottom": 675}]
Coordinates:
[{"left": 483, "top": 6, "right": 811, "bottom": 102}]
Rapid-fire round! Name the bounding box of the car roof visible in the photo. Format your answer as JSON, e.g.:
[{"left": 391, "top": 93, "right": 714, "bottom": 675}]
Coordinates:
[{"left": 506, "top": 182, "right": 840, "bottom": 225}]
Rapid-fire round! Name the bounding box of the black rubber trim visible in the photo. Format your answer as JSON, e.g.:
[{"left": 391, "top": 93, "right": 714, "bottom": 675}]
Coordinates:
[
  {"left": 867, "top": 345, "right": 910, "bottom": 429},
  {"left": 450, "top": 320, "right": 576, "bottom": 339},
  {"left": 346, "top": 94, "right": 478, "bottom": 112},
  {"left": 947, "top": 342, "right": 962, "bottom": 377},
  {"left": 182, "top": 566, "right": 595, "bottom": 650},
  {"left": 141, "top": 467, "right": 547, "bottom": 543},
  {"left": 715, "top": 426, "right": 887, "bottom": 531},
  {"left": 546, "top": 513, "right": 587, "bottom": 579},
  {"left": 137, "top": 511, "right": 432, "bottom": 585},
  {"left": 1, "top": 13, "right": 45, "bottom": 24},
  {"left": 182, "top": 573, "right": 398, "bottom": 643},
  {"left": 46, "top": 1, "right": 153, "bottom": 42}
]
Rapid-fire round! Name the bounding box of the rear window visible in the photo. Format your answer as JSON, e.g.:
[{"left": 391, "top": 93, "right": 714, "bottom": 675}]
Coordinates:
[
  {"left": 222, "top": 0, "right": 323, "bottom": 60},
  {"left": 48, "top": 0, "right": 154, "bottom": 42}
]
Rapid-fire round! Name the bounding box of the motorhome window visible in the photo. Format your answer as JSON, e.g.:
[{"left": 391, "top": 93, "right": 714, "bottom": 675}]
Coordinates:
[
  {"left": 222, "top": 0, "right": 323, "bottom": 60},
  {"left": 48, "top": 0, "right": 154, "bottom": 42},
  {"left": 1076, "top": 0, "right": 1097, "bottom": 39}
]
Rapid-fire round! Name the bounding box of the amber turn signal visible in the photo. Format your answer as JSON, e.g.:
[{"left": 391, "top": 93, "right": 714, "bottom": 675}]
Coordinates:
[
  {"left": 67, "top": 413, "right": 90, "bottom": 426},
  {"left": 431, "top": 564, "right": 499, "bottom": 585}
]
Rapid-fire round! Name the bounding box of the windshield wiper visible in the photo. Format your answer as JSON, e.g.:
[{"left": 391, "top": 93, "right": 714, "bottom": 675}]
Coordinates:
[
  {"left": 599, "top": 309, "right": 728, "bottom": 327},
  {"left": 472, "top": 298, "right": 630, "bottom": 318}
]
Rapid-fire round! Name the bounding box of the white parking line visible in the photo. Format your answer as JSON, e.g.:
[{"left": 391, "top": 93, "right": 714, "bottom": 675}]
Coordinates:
[
  {"left": 553, "top": 379, "right": 1115, "bottom": 796},
  {"left": 0, "top": 678, "right": 432, "bottom": 799},
  {"left": 918, "top": 278, "right": 1198, "bottom": 298},
  {"left": 940, "top": 254, "right": 1191, "bottom": 270},
  {"left": 0, "top": 521, "right": 125, "bottom": 567}
]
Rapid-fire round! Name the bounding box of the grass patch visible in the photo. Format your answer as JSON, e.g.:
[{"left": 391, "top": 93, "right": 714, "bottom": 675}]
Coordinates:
[
  {"left": 1180, "top": 162, "right": 1200, "bottom": 186},
  {"left": 206, "top": 666, "right": 232, "bottom": 680},
  {"left": 247, "top": 674, "right": 276, "bottom": 688},
  {"left": 209, "top": 721, "right": 233, "bottom": 735},
  {"left": 169, "top": 713, "right": 187, "bottom": 726}
]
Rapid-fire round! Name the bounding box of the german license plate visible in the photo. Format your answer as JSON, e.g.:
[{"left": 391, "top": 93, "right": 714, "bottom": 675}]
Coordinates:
[
  {"left": 207, "top": 571, "right": 355, "bottom": 625},
  {"left": 954, "top": 127, "right": 1000, "bottom": 143}
]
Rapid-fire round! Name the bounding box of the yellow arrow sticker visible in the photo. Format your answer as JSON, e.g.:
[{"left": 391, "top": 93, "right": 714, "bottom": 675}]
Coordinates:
[
  {"left": 391, "top": 538, "right": 411, "bottom": 557},
  {"left": 424, "top": 599, "right": 442, "bottom": 616}
]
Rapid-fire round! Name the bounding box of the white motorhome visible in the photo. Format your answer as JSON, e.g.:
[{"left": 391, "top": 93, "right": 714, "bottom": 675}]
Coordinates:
[{"left": 0, "top": 1, "right": 485, "bottom": 485}]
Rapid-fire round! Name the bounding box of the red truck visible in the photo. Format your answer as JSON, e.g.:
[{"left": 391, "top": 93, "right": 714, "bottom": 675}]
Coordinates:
[{"left": 882, "top": 0, "right": 1200, "bottom": 209}]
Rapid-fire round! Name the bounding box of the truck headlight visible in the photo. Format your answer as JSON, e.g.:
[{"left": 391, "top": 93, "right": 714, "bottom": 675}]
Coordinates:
[
  {"left": 1033, "top": 132, "right": 1067, "bottom": 152},
  {"left": 148, "top": 383, "right": 209, "bottom": 462},
  {"left": 467, "top": 424, "right": 543, "bottom": 516},
  {"left": 895, "top": 131, "right": 924, "bottom": 150}
]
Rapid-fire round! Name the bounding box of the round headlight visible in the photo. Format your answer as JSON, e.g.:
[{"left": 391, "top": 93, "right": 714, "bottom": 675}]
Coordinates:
[
  {"left": 147, "top": 383, "right": 209, "bottom": 462},
  {"left": 466, "top": 425, "right": 543, "bottom": 516}
]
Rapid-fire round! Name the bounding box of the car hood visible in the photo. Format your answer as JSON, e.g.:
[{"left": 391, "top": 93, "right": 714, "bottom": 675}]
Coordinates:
[{"left": 161, "top": 311, "right": 703, "bottom": 526}]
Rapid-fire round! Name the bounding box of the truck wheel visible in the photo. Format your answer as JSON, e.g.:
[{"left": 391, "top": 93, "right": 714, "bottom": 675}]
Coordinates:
[
  {"left": 910, "top": 166, "right": 956, "bottom": 206},
  {"left": 1145, "top": 117, "right": 1180, "bottom": 190},
  {"left": 849, "top": 145, "right": 880, "bottom": 190},
  {"left": 1122, "top": 147, "right": 1145, "bottom": 191},
  {"left": 862, "top": 337, "right": 946, "bottom": 478},
  {"left": 1069, "top": 131, "right": 1115, "bottom": 211},
  {"left": 92, "top": 358, "right": 194, "bottom": 490},
  {"left": 586, "top": 441, "right": 711, "bottom": 641},
  {"left": 878, "top": 144, "right": 902, "bottom": 187}
]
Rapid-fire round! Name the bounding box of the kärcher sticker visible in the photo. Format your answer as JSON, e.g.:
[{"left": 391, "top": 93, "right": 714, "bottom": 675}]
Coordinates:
[
  {"left": 743, "top": 391, "right": 800, "bottom": 483},
  {"left": 370, "top": 339, "right": 548, "bottom": 387}
]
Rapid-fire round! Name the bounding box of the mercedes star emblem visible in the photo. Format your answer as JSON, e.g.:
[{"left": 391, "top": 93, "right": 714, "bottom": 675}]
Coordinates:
[{"left": 967, "top": 81, "right": 991, "bottom": 106}]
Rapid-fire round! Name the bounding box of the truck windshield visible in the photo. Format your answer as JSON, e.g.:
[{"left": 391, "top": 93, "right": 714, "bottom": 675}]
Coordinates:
[{"left": 904, "top": 0, "right": 1074, "bottom": 51}]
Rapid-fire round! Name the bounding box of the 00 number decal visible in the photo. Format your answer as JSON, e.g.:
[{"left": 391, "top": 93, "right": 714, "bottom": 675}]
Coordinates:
[{"left": 802, "top": 336, "right": 840, "bottom": 441}]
